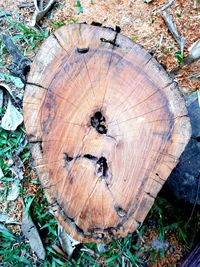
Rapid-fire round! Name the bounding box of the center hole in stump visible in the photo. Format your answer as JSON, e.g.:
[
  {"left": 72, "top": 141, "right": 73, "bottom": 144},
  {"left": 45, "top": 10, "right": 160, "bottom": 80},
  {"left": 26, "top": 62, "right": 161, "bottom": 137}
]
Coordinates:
[
  {"left": 90, "top": 111, "right": 107, "bottom": 134},
  {"left": 96, "top": 157, "right": 108, "bottom": 178}
]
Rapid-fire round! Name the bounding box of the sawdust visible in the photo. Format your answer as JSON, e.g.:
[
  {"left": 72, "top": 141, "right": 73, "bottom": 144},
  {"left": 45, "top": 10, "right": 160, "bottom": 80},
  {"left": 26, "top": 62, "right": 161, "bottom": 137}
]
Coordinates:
[
  {"left": 52, "top": 0, "right": 200, "bottom": 92},
  {"left": 1, "top": 0, "right": 199, "bottom": 91},
  {"left": 143, "top": 228, "right": 188, "bottom": 267}
]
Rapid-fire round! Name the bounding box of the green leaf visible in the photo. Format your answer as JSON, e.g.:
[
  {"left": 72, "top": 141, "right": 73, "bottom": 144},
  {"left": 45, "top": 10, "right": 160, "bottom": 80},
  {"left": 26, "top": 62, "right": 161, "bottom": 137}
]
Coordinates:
[
  {"left": 75, "top": 1, "right": 83, "bottom": 14},
  {"left": 106, "top": 254, "right": 120, "bottom": 263},
  {"left": 25, "top": 195, "right": 35, "bottom": 215},
  {"left": 174, "top": 51, "right": 183, "bottom": 64}
]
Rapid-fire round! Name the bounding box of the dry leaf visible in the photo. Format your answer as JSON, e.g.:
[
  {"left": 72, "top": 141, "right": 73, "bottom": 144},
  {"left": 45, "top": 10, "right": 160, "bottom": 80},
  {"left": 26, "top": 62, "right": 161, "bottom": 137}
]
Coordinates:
[
  {"left": 0, "top": 223, "right": 8, "bottom": 231},
  {"left": 57, "top": 223, "right": 80, "bottom": 256},
  {"left": 22, "top": 207, "right": 46, "bottom": 260},
  {"left": 0, "top": 213, "right": 19, "bottom": 224},
  {"left": 1, "top": 97, "right": 23, "bottom": 131},
  {"left": 0, "top": 83, "right": 16, "bottom": 101},
  {"left": 0, "top": 214, "right": 11, "bottom": 223},
  {"left": 7, "top": 180, "right": 20, "bottom": 201},
  {"left": 52, "top": 244, "right": 68, "bottom": 258}
]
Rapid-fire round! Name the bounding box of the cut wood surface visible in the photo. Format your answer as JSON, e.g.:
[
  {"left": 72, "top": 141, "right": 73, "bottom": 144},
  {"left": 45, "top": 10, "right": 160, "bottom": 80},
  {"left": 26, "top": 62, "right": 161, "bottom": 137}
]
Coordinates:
[{"left": 23, "top": 23, "right": 191, "bottom": 242}]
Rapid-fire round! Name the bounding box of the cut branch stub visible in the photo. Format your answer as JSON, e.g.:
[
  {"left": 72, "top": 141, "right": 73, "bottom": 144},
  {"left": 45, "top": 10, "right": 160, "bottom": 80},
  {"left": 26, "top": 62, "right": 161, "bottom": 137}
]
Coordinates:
[{"left": 23, "top": 23, "right": 191, "bottom": 243}]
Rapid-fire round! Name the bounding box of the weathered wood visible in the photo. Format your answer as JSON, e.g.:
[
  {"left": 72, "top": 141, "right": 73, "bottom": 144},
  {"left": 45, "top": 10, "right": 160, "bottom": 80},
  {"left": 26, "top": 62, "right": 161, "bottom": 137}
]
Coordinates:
[{"left": 23, "top": 23, "right": 191, "bottom": 242}]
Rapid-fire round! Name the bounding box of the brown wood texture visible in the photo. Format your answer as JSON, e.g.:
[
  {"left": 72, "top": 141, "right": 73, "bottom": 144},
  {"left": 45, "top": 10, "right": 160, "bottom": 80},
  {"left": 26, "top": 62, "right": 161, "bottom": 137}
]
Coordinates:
[{"left": 23, "top": 23, "right": 191, "bottom": 243}]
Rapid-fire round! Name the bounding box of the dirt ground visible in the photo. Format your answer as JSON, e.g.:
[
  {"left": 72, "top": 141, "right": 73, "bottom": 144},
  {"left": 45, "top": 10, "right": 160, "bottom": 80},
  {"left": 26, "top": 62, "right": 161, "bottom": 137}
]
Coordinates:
[{"left": 1, "top": 0, "right": 199, "bottom": 91}]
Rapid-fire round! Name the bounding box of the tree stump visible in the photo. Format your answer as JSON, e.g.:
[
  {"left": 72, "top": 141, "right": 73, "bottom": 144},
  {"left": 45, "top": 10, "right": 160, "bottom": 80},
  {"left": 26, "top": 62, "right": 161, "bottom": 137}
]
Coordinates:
[{"left": 23, "top": 23, "right": 191, "bottom": 242}]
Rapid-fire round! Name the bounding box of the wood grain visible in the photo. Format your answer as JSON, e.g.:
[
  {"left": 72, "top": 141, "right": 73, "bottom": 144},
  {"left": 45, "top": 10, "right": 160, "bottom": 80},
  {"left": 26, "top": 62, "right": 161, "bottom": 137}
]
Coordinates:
[{"left": 23, "top": 23, "right": 191, "bottom": 242}]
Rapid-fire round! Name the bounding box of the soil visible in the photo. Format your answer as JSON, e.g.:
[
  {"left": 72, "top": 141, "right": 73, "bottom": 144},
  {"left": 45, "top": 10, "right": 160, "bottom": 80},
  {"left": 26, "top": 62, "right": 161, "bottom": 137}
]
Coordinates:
[{"left": 51, "top": 0, "right": 200, "bottom": 92}]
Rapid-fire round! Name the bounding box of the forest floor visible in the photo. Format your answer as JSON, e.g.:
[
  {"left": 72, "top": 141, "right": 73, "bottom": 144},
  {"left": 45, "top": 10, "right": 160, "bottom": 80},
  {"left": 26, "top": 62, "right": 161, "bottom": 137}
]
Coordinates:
[{"left": 0, "top": 0, "right": 200, "bottom": 266}]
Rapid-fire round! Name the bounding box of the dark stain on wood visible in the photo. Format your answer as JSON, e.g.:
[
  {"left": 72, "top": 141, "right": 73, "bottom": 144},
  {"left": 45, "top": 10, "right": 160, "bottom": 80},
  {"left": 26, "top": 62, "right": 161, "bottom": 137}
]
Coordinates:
[
  {"left": 90, "top": 111, "right": 107, "bottom": 134},
  {"left": 77, "top": 47, "right": 89, "bottom": 54},
  {"left": 114, "top": 205, "right": 127, "bottom": 217}
]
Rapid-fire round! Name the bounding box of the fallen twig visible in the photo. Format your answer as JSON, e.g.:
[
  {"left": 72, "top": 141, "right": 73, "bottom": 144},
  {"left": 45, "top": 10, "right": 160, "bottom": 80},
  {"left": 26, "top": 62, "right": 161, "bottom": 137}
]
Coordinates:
[
  {"left": 188, "top": 73, "right": 200, "bottom": 79},
  {"left": 169, "top": 39, "right": 200, "bottom": 75},
  {"left": 161, "top": 0, "right": 185, "bottom": 55},
  {"left": 2, "top": 35, "right": 31, "bottom": 81},
  {"left": 31, "top": 0, "right": 56, "bottom": 26},
  {"left": 161, "top": 0, "right": 176, "bottom": 11},
  {"left": 18, "top": 2, "right": 35, "bottom": 8},
  {"left": 183, "top": 39, "right": 200, "bottom": 65},
  {"left": 162, "top": 11, "right": 185, "bottom": 54}
]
